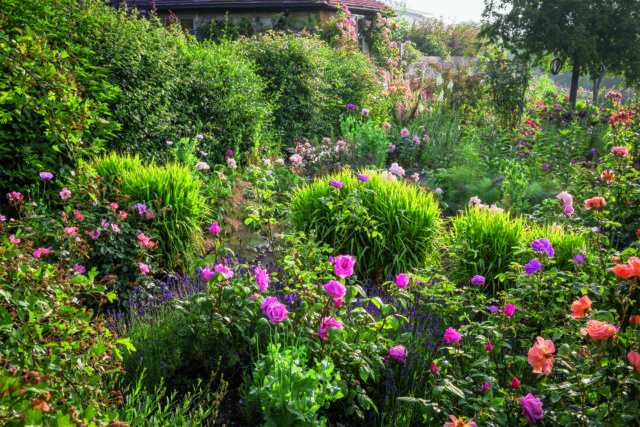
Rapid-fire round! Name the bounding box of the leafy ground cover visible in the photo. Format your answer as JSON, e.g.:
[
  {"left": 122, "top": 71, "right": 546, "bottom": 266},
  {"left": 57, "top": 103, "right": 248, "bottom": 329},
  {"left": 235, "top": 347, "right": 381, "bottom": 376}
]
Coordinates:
[{"left": 1, "top": 1, "right": 639, "bottom": 426}]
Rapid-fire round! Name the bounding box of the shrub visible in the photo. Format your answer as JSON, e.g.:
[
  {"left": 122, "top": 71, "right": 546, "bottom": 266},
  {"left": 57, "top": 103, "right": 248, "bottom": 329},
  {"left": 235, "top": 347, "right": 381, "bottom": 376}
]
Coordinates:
[
  {"left": 0, "top": 25, "right": 118, "bottom": 206},
  {"left": 3, "top": 0, "right": 274, "bottom": 165},
  {"left": 290, "top": 169, "right": 442, "bottom": 281},
  {"left": 239, "top": 32, "right": 378, "bottom": 144},
  {"left": 0, "top": 236, "right": 131, "bottom": 425},
  {"left": 96, "top": 153, "right": 210, "bottom": 272},
  {"left": 449, "top": 206, "right": 528, "bottom": 293}
]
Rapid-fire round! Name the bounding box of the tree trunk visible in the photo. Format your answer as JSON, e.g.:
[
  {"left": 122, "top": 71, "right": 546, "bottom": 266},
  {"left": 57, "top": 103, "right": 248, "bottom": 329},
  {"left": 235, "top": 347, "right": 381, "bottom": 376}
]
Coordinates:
[
  {"left": 592, "top": 68, "right": 605, "bottom": 105},
  {"left": 569, "top": 61, "right": 580, "bottom": 109}
]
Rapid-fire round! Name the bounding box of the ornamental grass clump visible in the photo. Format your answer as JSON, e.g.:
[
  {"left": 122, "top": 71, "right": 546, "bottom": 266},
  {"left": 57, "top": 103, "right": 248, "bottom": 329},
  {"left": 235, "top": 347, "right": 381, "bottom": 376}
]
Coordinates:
[
  {"left": 449, "top": 205, "right": 527, "bottom": 293},
  {"left": 290, "top": 169, "right": 442, "bottom": 281},
  {"left": 528, "top": 223, "right": 589, "bottom": 271},
  {"left": 96, "top": 153, "right": 210, "bottom": 271}
]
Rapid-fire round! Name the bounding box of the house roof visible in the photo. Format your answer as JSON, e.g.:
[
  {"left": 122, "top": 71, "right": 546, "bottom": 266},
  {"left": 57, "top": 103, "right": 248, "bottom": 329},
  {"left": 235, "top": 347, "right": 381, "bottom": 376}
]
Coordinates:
[{"left": 125, "top": 0, "right": 388, "bottom": 14}]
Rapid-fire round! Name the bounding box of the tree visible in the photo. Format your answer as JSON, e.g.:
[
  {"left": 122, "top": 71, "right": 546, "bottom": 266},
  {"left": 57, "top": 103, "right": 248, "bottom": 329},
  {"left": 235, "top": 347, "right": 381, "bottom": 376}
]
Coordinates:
[{"left": 481, "top": 0, "right": 640, "bottom": 108}]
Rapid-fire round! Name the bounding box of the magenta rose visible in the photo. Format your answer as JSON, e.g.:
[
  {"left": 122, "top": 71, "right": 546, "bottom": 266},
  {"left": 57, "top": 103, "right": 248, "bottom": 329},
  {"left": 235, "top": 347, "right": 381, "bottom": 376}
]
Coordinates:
[
  {"left": 388, "top": 345, "right": 407, "bottom": 363},
  {"left": 334, "top": 255, "right": 356, "bottom": 278},
  {"left": 202, "top": 267, "right": 215, "bottom": 281},
  {"left": 323, "top": 280, "right": 346, "bottom": 307},
  {"left": 395, "top": 273, "right": 410, "bottom": 288},
  {"left": 261, "top": 296, "right": 278, "bottom": 315},
  {"left": 518, "top": 393, "right": 544, "bottom": 424},
  {"left": 209, "top": 222, "right": 221, "bottom": 234},
  {"left": 265, "top": 302, "right": 288, "bottom": 324},
  {"left": 444, "top": 327, "right": 461, "bottom": 343},
  {"left": 214, "top": 264, "right": 234, "bottom": 280},
  {"left": 504, "top": 304, "right": 516, "bottom": 316},
  {"left": 318, "top": 317, "right": 343, "bottom": 340},
  {"left": 255, "top": 266, "right": 270, "bottom": 293}
]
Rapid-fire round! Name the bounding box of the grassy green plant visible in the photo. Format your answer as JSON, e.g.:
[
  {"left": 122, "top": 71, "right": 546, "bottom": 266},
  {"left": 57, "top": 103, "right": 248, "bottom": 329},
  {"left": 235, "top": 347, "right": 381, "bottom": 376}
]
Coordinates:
[
  {"left": 290, "top": 169, "right": 442, "bottom": 281},
  {"left": 449, "top": 206, "right": 528, "bottom": 293},
  {"left": 96, "top": 153, "right": 210, "bottom": 271},
  {"left": 528, "top": 223, "right": 589, "bottom": 271}
]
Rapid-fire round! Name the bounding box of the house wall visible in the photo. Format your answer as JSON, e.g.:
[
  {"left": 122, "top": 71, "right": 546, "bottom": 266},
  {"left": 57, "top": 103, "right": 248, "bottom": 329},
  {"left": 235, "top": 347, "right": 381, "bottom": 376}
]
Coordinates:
[{"left": 158, "top": 10, "right": 341, "bottom": 34}]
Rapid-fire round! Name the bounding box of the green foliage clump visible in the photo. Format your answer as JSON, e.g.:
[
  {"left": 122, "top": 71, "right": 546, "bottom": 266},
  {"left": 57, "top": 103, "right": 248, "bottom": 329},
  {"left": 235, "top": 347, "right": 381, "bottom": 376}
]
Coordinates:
[
  {"left": 449, "top": 206, "right": 527, "bottom": 292},
  {"left": 3, "top": 0, "right": 274, "bottom": 165},
  {"left": 96, "top": 153, "right": 210, "bottom": 271},
  {"left": 0, "top": 239, "right": 129, "bottom": 425},
  {"left": 430, "top": 165, "right": 503, "bottom": 215},
  {"left": 0, "top": 26, "right": 118, "bottom": 203},
  {"left": 239, "top": 32, "right": 379, "bottom": 144},
  {"left": 291, "top": 169, "right": 442, "bottom": 281}
]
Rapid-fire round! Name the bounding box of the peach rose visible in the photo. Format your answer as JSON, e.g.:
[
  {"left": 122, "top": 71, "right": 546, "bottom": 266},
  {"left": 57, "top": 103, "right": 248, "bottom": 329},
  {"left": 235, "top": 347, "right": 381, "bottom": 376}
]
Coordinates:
[
  {"left": 528, "top": 336, "right": 555, "bottom": 375},
  {"left": 611, "top": 146, "right": 629, "bottom": 156},
  {"left": 584, "top": 197, "right": 606, "bottom": 210},
  {"left": 628, "top": 351, "right": 640, "bottom": 373},
  {"left": 570, "top": 295, "right": 593, "bottom": 319},
  {"left": 580, "top": 320, "right": 619, "bottom": 340}
]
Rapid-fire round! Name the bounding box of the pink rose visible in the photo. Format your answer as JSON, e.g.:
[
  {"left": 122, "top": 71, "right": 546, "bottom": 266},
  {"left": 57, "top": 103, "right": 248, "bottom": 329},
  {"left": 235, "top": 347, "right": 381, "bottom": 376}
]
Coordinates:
[
  {"left": 255, "top": 266, "right": 270, "bottom": 294},
  {"left": 9, "top": 235, "right": 20, "bottom": 244},
  {"left": 334, "top": 254, "right": 356, "bottom": 278},
  {"left": 265, "top": 301, "right": 288, "bottom": 324},
  {"left": 64, "top": 227, "right": 79, "bottom": 236},
  {"left": 215, "top": 264, "right": 234, "bottom": 279},
  {"left": 323, "top": 280, "right": 346, "bottom": 307},
  {"left": 318, "top": 317, "right": 343, "bottom": 340},
  {"left": 504, "top": 304, "right": 516, "bottom": 316},
  {"left": 209, "top": 222, "right": 221, "bottom": 234},
  {"left": 388, "top": 345, "right": 407, "bottom": 363},
  {"left": 202, "top": 267, "right": 215, "bottom": 281},
  {"left": 110, "top": 203, "right": 119, "bottom": 209},
  {"left": 444, "top": 327, "right": 461, "bottom": 343},
  {"left": 139, "top": 263, "right": 150, "bottom": 275},
  {"left": 518, "top": 393, "right": 544, "bottom": 424},
  {"left": 261, "top": 296, "right": 279, "bottom": 314},
  {"left": 395, "top": 274, "right": 409, "bottom": 288},
  {"left": 383, "top": 122, "right": 391, "bottom": 131},
  {"left": 400, "top": 128, "right": 410, "bottom": 137}
]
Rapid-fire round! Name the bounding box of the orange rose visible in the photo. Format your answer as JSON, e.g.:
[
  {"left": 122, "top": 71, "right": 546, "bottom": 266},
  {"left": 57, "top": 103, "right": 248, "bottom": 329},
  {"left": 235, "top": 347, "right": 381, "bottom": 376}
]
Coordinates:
[
  {"left": 584, "top": 197, "right": 606, "bottom": 210},
  {"left": 528, "top": 336, "right": 555, "bottom": 375},
  {"left": 628, "top": 351, "right": 640, "bottom": 373},
  {"left": 580, "top": 320, "right": 619, "bottom": 340},
  {"left": 628, "top": 257, "right": 640, "bottom": 276},
  {"left": 600, "top": 170, "right": 615, "bottom": 184},
  {"left": 571, "top": 295, "right": 593, "bottom": 319}
]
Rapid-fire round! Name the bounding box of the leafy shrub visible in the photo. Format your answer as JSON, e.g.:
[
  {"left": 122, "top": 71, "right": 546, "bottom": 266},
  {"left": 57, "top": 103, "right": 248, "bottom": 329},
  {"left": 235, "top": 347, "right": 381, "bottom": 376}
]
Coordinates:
[
  {"left": 430, "top": 165, "right": 503, "bottom": 215},
  {"left": 0, "top": 25, "right": 118, "bottom": 205},
  {"left": 291, "top": 169, "right": 442, "bottom": 280},
  {"left": 239, "top": 32, "right": 378, "bottom": 144},
  {"left": 0, "top": 236, "right": 132, "bottom": 425},
  {"left": 449, "top": 206, "right": 528, "bottom": 292},
  {"left": 243, "top": 341, "right": 343, "bottom": 427},
  {"left": 96, "top": 153, "right": 210, "bottom": 271},
  {"left": 3, "top": 0, "right": 274, "bottom": 165}
]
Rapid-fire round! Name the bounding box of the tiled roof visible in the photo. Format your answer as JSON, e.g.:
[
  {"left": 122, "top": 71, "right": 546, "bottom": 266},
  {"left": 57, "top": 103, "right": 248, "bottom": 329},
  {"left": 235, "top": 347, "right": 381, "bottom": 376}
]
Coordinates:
[{"left": 126, "top": 0, "right": 387, "bottom": 13}]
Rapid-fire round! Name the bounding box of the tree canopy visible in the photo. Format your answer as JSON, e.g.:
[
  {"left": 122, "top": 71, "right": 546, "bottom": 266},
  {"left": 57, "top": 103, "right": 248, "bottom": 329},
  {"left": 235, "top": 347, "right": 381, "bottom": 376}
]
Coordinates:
[{"left": 481, "top": 0, "right": 640, "bottom": 107}]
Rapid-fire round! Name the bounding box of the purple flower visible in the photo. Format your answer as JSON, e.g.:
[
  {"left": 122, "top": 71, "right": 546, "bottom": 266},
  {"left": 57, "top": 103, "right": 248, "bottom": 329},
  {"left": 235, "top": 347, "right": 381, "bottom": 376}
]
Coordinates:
[
  {"left": 388, "top": 144, "right": 396, "bottom": 152},
  {"left": 434, "top": 188, "right": 442, "bottom": 194},
  {"left": 347, "top": 104, "right": 355, "bottom": 110},
  {"left": 133, "top": 203, "right": 147, "bottom": 215},
  {"left": 524, "top": 259, "right": 542, "bottom": 275},
  {"left": 487, "top": 305, "right": 499, "bottom": 313},
  {"left": 362, "top": 108, "right": 369, "bottom": 115},
  {"left": 39, "top": 172, "right": 53, "bottom": 180},
  {"left": 328, "top": 180, "right": 344, "bottom": 189},
  {"left": 518, "top": 393, "right": 544, "bottom": 424},
  {"left": 531, "top": 238, "right": 554, "bottom": 257},
  {"left": 357, "top": 174, "right": 369, "bottom": 182},
  {"left": 74, "top": 263, "right": 86, "bottom": 274},
  {"left": 471, "top": 275, "right": 485, "bottom": 286},
  {"left": 166, "top": 140, "right": 173, "bottom": 145},
  {"left": 196, "top": 134, "right": 203, "bottom": 140},
  {"left": 572, "top": 255, "right": 585, "bottom": 264}
]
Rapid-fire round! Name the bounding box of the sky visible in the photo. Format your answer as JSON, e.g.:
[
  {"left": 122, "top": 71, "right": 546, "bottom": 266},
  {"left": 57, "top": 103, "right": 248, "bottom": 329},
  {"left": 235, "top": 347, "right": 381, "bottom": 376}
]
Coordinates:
[{"left": 404, "top": 0, "right": 486, "bottom": 23}]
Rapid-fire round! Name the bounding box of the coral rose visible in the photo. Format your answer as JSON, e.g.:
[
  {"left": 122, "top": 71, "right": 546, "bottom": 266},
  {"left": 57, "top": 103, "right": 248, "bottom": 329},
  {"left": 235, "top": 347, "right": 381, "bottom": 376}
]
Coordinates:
[
  {"left": 570, "top": 295, "right": 593, "bottom": 319},
  {"left": 584, "top": 197, "right": 606, "bottom": 210},
  {"left": 580, "top": 320, "right": 619, "bottom": 340},
  {"left": 443, "top": 415, "right": 477, "bottom": 427},
  {"left": 527, "top": 336, "right": 555, "bottom": 375}
]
